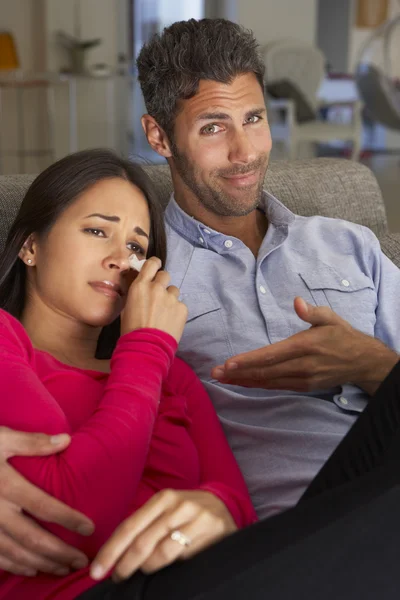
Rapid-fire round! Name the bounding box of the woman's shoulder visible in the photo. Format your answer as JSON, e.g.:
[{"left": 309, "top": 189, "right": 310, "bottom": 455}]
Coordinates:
[{"left": 0, "top": 309, "right": 33, "bottom": 359}]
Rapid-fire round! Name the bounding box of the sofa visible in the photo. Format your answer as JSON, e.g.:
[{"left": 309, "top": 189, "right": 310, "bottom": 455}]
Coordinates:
[{"left": 0, "top": 158, "right": 399, "bottom": 267}]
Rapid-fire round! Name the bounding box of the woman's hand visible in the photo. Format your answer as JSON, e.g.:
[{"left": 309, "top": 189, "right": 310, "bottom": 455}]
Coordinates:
[
  {"left": 121, "top": 257, "right": 188, "bottom": 343},
  {"left": 90, "top": 489, "right": 237, "bottom": 582}
]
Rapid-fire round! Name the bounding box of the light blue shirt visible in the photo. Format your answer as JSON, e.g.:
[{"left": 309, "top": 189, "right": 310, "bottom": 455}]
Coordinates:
[{"left": 165, "top": 191, "right": 400, "bottom": 519}]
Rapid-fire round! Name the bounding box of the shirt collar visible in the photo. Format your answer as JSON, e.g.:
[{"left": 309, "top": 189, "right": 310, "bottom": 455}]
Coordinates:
[{"left": 164, "top": 190, "right": 296, "bottom": 251}]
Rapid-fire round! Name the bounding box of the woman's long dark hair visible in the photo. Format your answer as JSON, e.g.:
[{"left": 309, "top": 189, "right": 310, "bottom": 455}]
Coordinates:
[{"left": 0, "top": 148, "right": 167, "bottom": 358}]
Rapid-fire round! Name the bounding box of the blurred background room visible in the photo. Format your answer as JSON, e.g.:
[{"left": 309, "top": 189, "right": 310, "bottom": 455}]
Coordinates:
[{"left": 1, "top": 0, "right": 399, "bottom": 228}]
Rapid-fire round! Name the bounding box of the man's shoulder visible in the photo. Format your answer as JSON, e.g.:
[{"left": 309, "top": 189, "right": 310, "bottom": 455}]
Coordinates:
[{"left": 289, "top": 212, "right": 377, "bottom": 251}]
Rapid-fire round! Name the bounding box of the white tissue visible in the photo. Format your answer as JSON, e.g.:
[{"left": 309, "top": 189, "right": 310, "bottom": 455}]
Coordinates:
[{"left": 129, "top": 254, "right": 146, "bottom": 272}]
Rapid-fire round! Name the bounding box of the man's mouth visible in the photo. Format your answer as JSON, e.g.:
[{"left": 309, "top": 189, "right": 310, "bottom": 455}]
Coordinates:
[{"left": 222, "top": 171, "right": 259, "bottom": 187}]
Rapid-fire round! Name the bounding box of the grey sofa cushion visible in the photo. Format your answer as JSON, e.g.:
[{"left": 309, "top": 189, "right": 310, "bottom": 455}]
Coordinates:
[
  {"left": 1, "top": 158, "right": 398, "bottom": 266},
  {"left": 141, "top": 159, "right": 388, "bottom": 236}
]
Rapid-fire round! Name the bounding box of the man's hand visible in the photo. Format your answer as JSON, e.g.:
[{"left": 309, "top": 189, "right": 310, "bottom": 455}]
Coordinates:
[
  {"left": 212, "top": 297, "right": 399, "bottom": 396},
  {"left": 90, "top": 489, "right": 236, "bottom": 582},
  {"left": 0, "top": 427, "right": 94, "bottom": 576}
]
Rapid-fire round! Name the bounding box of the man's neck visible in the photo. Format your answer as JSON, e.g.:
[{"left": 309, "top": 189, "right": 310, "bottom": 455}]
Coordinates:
[{"left": 173, "top": 192, "right": 268, "bottom": 257}]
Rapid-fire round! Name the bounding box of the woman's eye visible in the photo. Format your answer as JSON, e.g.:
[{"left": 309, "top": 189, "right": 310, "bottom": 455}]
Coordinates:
[
  {"left": 200, "top": 123, "right": 223, "bottom": 135},
  {"left": 84, "top": 228, "right": 105, "bottom": 237},
  {"left": 128, "top": 243, "right": 145, "bottom": 255}
]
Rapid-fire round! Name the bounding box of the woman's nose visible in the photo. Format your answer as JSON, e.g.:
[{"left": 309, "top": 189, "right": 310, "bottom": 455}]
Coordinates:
[{"left": 104, "top": 250, "right": 131, "bottom": 271}]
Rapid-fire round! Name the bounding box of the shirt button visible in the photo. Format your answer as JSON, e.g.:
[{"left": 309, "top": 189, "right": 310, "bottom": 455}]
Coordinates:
[
  {"left": 199, "top": 237, "right": 204, "bottom": 244},
  {"left": 339, "top": 396, "right": 348, "bottom": 406},
  {"left": 259, "top": 285, "right": 266, "bottom": 294},
  {"left": 341, "top": 279, "right": 350, "bottom": 287},
  {"left": 203, "top": 229, "right": 211, "bottom": 234},
  {"left": 224, "top": 240, "right": 233, "bottom": 248}
]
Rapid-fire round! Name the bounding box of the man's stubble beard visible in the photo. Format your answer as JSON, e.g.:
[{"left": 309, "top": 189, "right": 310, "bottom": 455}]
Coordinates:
[{"left": 170, "top": 144, "right": 269, "bottom": 218}]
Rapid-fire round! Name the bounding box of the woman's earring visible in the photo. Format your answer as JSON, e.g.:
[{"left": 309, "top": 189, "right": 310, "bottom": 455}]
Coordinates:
[{"left": 27, "top": 259, "right": 33, "bottom": 265}]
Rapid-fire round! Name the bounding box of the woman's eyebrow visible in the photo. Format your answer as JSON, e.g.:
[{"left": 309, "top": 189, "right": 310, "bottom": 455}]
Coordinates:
[
  {"left": 84, "top": 214, "right": 149, "bottom": 238},
  {"left": 134, "top": 227, "right": 149, "bottom": 239},
  {"left": 84, "top": 213, "right": 120, "bottom": 222}
]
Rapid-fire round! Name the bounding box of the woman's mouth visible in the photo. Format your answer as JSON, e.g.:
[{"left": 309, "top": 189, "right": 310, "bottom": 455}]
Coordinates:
[{"left": 89, "top": 281, "right": 123, "bottom": 298}]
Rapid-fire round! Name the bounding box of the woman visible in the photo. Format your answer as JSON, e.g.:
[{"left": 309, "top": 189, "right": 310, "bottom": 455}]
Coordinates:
[
  {"left": 0, "top": 149, "right": 257, "bottom": 599},
  {"left": 3, "top": 149, "right": 400, "bottom": 600}
]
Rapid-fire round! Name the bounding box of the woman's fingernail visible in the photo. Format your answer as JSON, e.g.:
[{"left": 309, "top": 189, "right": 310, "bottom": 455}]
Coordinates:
[
  {"left": 77, "top": 522, "right": 95, "bottom": 536},
  {"left": 213, "top": 368, "right": 225, "bottom": 379},
  {"left": 72, "top": 557, "right": 89, "bottom": 569},
  {"left": 90, "top": 564, "right": 105, "bottom": 580},
  {"left": 50, "top": 434, "right": 70, "bottom": 445}
]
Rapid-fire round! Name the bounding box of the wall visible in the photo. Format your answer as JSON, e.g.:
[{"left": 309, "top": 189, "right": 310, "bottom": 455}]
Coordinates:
[
  {"left": 0, "top": 0, "right": 47, "bottom": 173},
  {"left": 0, "top": 0, "right": 132, "bottom": 173},
  {"left": 0, "top": 0, "right": 45, "bottom": 72},
  {"left": 237, "top": 0, "right": 317, "bottom": 47},
  {"left": 348, "top": 0, "right": 400, "bottom": 73},
  {"left": 317, "top": 0, "right": 352, "bottom": 72}
]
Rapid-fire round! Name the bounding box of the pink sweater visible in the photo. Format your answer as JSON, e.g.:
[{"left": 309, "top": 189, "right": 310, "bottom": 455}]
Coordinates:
[{"left": 0, "top": 310, "right": 257, "bottom": 599}]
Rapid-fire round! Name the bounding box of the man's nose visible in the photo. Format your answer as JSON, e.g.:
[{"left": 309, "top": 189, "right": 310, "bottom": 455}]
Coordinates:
[{"left": 229, "top": 130, "right": 257, "bottom": 165}]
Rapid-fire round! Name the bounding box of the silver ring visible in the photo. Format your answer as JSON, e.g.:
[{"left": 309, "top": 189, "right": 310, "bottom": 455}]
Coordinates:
[{"left": 170, "top": 529, "right": 192, "bottom": 547}]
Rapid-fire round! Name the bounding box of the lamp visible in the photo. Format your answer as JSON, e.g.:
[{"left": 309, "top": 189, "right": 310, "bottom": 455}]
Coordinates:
[{"left": 0, "top": 32, "right": 19, "bottom": 70}]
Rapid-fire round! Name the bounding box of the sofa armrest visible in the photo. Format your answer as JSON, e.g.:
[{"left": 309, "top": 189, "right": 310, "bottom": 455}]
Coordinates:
[{"left": 380, "top": 233, "right": 400, "bottom": 269}]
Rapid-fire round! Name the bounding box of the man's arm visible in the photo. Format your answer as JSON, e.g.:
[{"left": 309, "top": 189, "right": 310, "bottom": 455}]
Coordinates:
[
  {"left": 0, "top": 428, "right": 94, "bottom": 576},
  {"left": 212, "top": 297, "right": 399, "bottom": 395}
]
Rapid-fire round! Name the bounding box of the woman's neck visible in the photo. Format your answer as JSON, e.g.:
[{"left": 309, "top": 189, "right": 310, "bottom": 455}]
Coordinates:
[{"left": 21, "top": 298, "right": 102, "bottom": 371}]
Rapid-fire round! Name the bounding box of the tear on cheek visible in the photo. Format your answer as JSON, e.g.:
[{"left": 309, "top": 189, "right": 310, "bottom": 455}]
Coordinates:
[{"left": 128, "top": 254, "right": 146, "bottom": 272}]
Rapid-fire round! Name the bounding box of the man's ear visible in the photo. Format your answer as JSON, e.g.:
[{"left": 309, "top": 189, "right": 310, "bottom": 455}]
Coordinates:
[
  {"left": 141, "top": 114, "right": 173, "bottom": 158},
  {"left": 18, "top": 234, "right": 37, "bottom": 266}
]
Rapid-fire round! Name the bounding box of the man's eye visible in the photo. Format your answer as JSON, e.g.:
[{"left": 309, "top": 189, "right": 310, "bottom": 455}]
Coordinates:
[
  {"left": 200, "top": 123, "right": 223, "bottom": 135},
  {"left": 245, "top": 115, "right": 261, "bottom": 124},
  {"left": 84, "top": 228, "right": 105, "bottom": 237}
]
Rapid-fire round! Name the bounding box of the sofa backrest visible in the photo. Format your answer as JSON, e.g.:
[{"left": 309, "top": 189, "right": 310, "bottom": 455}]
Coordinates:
[{"left": 0, "top": 158, "right": 387, "bottom": 253}]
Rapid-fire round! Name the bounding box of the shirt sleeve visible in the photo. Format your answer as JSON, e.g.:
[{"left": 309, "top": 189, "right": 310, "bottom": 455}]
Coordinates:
[
  {"left": 0, "top": 312, "right": 177, "bottom": 555},
  {"left": 173, "top": 359, "right": 258, "bottom": 528},
  {"left": 360, "top": 226, "right": 400, "bottom": 353}
]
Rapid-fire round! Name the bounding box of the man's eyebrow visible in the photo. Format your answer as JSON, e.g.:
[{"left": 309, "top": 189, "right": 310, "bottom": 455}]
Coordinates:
[
  {"left": 245, "top": 107, "right": 267, "bottom": 118},
  {"left": 84, "top": 214, "right": 149, "bottom": 239},
  {"left": 195, "top": 112, "right": 231, "bottom": 122},
  {"left": 195, "top": 107, "right": 266, "bottom": 122}
]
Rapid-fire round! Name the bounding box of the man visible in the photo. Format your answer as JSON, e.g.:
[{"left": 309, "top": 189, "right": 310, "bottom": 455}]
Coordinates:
[
  {"left": 137, "top": 18, "right": 400, "bottom": 519},
  {"left": 0, "top": 17, "right": 399, "bottom": 581}
]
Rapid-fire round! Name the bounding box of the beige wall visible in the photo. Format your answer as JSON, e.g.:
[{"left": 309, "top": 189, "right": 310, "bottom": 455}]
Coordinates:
[
  {"left": 0, "top": 0, "right": 130, "bottom": 173},
  {"left": 0, "top": 0, "right": 45, "bottom": 71},
  {"left": 237, "top": 0, "right": 317, "bottom": 47},
  {"left": 44, "top": 0, "right": 120, "bottom": 73}
]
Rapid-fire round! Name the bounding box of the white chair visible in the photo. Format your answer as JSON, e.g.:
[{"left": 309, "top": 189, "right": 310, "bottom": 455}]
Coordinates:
[{"left": 263, "top": 40, "right": 363, "bottom": 160}]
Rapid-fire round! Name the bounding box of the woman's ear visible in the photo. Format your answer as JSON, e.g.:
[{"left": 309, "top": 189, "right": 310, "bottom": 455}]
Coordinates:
[
  {"left": 141, "top": 114, "right": 173, "bottom": 158},
  {"left": 18, "top": 235, "right": 37, "bottom": 266}
]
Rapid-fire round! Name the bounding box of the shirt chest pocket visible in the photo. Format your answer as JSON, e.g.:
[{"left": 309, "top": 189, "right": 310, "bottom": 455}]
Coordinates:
[
  {"left": 299, "top": 270, "right": 377, "bottom": 336},
  {"left": 178, "top": 292, "right": 233, "bottom": 381}
]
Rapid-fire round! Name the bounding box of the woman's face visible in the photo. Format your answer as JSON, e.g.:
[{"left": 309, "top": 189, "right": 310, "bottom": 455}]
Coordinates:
[{"left": 24, "top": 177, "right": 151, "bottom": 327}]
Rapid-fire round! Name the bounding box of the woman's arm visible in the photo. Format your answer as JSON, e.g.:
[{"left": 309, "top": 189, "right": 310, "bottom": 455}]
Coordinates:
[
  {"left": 89, "top": 360, "right": 257, "bottom": 582},
  {"left": 0, "top": 311, "right": 176, "bottom": 555},
  {"left": 176, "top": 359, "right": 257, "bottom": 528}
]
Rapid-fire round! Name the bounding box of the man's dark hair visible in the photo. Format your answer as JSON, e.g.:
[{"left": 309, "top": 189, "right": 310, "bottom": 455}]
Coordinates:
[{"left": 137, "top": 18, "right": 265, "bottom": 140}]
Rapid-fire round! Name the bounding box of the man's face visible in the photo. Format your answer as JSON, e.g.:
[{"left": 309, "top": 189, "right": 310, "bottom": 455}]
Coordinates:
[{"left": 169, "top": 73, "right": 272, "bottom": 218}]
